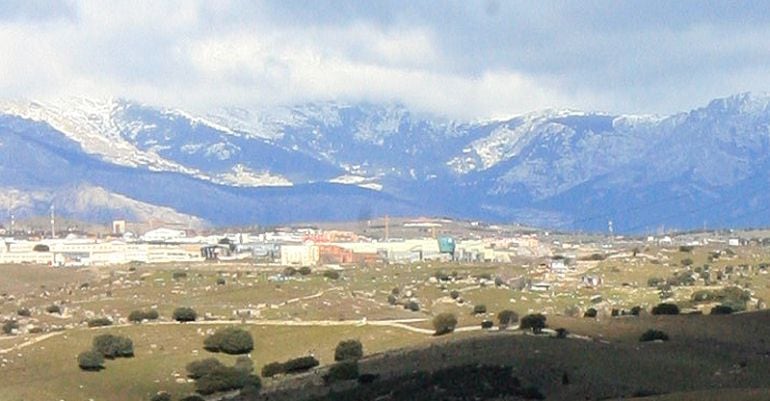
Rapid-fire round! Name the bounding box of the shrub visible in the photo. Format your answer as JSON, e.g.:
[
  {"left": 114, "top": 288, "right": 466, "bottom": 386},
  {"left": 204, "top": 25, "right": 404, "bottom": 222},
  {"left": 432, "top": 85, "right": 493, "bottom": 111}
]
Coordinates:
[
  {"left": 179, "top": 396, "right": 205, "bottom": 401},
  {"left": 92, "top": 334, "right": 134, "bottom": 358},
  {"left": 679, "top": 245, "right": 694, "bottom": 253},
  {"left": 216, "top": 277, "right": 226, "bottom": 285},
  {"left": 334, "top": 339, "right": 363, "bottom": 362},
  {"left": 583, "top": 308, "right": 597, "bottom": 318},
  {"left": 647, "top": 277, "right": 664, "bottom": 287},
  {"left": 150, "top": 392, "right": 171, "bottom": 401},
  {"left": 391, "top": 287, "right": 400, "bottom": 295},
  {"left": 128, "top": 309, "right": 159, "bottom": 323},
  {"left": 651, "top": 303, "right": 680, "bottom": 315},
  {"left": 324, "top": 360, "right": 359, "bottom": 384},
  {"left": 17, "top": 308, "right": 31, "bottom": 317},
  {"left": 77, "top": 350, "right": 104, "bottom": 371},
  {"left": 681, "top": 258, "right": 694, "bottom": 266},
  {"left": 323, "top": 270, "right": 341, "bottom": 280},
  {"left": 234, "top": 356, "right": 254, "bottom": 373},
  {"left": 172, "top": 271, "right": 188, "bottom": 280},
  {"left": 204, "top": 327, "right": 254, "bottom": 354},
  {"left": 282, "top": 356, "right": 320, "bottom": 374},
  {"left": 450, "top": 290, "right": 460, "bottom": 299},
  {"left": 481, "top": 320, "right": 494, "bottom": 329},
  {"left": 710, "top": 305, "right": 734, "bottom": 315},
  {"left": 298, "top": 266, "right": 312, "bottom": 275},
  {"left": 2, "top": 320, "right": 19, "bottom": 335},
  {"left": 87, "top": 317, "right": 113, "bottom": 327},
  {"left": 472, "top": 304, "right": 487, "bottom": 315},
  {"left": 283, "top": 267, "right": 297, "bottom": 276},
  {"left": 405, "top": 300, "right": 420, "bottom": 312},
  {"left": 555, "top": 328, "right": 569, "bottom": 339},
  {"left": 497, "top": 310, "right": 519, "bottom": 329},
  {"left": 639, "top": 329, "right": 669, "bottom": 342},
  {"left": 387, "top": 294, "right": 397, "bottom": 305},
  {"left": 173, "top": 307, "right": 197, "bottom": 322},
  {"left": 46, "top": 304, "right": 62, "bottom": 314},
  {"left": 520, "top": 313, "right": 547, "bottom": 333},
  {"left": 564, "top": 305, "right": 580, "bottom": 317},
  {"left": 261, "top": 361, "right": 284, "bottom": 378},
  {"left": 630, "top": 306, "right": 642, "bottom": 316},
  {"left": 494, "top": 277, "right": 505, "bottom": 287},
  {"left": 187, "top": 358, "right": 225, "bottom": 379},
  {"left": 432, "top": 312, "right": 458, "bottom": 335},
  {"left": 194, "top": 366, "right": 257, "bottom": 395},
  {"left": 33, "top": 244, "right": 49, "bottom": 252}
]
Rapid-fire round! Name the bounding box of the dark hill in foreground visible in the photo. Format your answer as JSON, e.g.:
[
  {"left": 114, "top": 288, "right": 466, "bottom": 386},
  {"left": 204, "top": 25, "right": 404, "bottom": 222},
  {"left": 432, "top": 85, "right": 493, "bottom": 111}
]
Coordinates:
[{"left": 240, "top": 311, "right": 770, "bottom": 401}]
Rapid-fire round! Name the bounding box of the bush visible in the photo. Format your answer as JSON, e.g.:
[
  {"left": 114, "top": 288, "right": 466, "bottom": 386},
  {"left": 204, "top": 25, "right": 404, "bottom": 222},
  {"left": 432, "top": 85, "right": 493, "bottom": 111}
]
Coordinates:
[
  {"left": 679, "top": 245, "right": 694, "bottom": 253},
  {"left": 77, "top": 350, "right": 105, "bottom": 371},
  {"left": 391, "top": 287, "right": 400, "bottom": 295},
  {"left": 234, "top": 356, "right": 254, "bottom": 373},
  {"left": 387, "top": 294, "right": 397, "bottom": 305},
  {"left": 324, "top": 360, "right": 359, "bottom": 384},
  {"left": 150, "top": 392, "right": 171, "bottom": 401},
  {"left": 204, "top": 327, "right": 254, "bottom": 354},
  {"left": 46, "top": 304, "right": 62, "bottom": 314},
  {"left": 497, "top": 310, "right": 519, "bottom": 329},
  {"left": 472, "top": 304, "right": 487, "bottom": 315},
  {"left": 323, "top": 270, "right": 341, "bottom": 280},
  {"left": 639, "top": 329, "right": 669, "bottom": 342},
  {"left": 33, "top": 244, "right": 49, "bottom": 252},
  {"left": 450, "top": 290, "right": 460, "bottom": 299},
  {"left": 195, "top": 366, "right": 259, "bottom": 395},
  {"left": 555, "top": 328, "right": 569, "bottom": 339},
  {"left": 520, "top": 313, "right": 547, "bottom": 333},
  {"left": 405, "top": 301, "right": 420, "bottom": 312},
  {"left": 432, "top": 312, "right": 458, "bottom": 335},
  {"left": 651, "top": 303, "right": 680, "bottom": 315},
  {"left": 681, "top": 258, "right": 694, "bottom": 266},
  {"left": 710, "top": 305, "right": 734, "bottom": 315},
  {"left": 261, "top": 361, "right": 284, "bottom": 378},
  {"left": 583, "top": 308, "right": 597, "bottom": 318},
  {"left": 481, "top": 320, "right": 494, "bottom": 329},
  {"left": 261, "top": 356, "right": 320, "bottom": 377},
  {"left": 173, "top": 307, "right": 197, "bottom": 322},
  {"left": 179, "top": 396, "right": 205, "bottom": 401},
  {"left": 87, "top": 317, "right": 112, "bottom": 327},
  {"left": 564, "top": 305, "right": 580, "bottom": 317},
  {"left": 334, "top": 339, "right": 363, "bottom": 362},
  {"left": 128, "top": 309, "right": 159, "bottom": 323},
  {"left": 216, "top": 277, "right": 226, "bottom": 285},
  {"left": 630, "top": 306, "right": 642, "bottom": 316},
  {"left": 17, "top": 308, "right": 31, "bottom": 317},
  {"left": 2, "top": 320, "right": 19, "bottom": 335},
  {"left": 172, "top": 271, "right": 188, "bottom": 280},
  {"left": 93, "top": 334, "right": 134, "bottom": 358},
  {"left": 187, "top": 358, "right": 225, "bottom": 379},
  {"left": 298, "top": 266, "right": 312, "bottom": 275},
  {"left": 647, "top": 277, "right": 664, "bottom": 287}
]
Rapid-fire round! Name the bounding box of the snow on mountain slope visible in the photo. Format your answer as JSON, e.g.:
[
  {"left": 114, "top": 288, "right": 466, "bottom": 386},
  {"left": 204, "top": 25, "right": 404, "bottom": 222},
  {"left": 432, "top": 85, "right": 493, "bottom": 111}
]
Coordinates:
[{"left": 0, "top": 98, "right": 198, "bottom": 174}]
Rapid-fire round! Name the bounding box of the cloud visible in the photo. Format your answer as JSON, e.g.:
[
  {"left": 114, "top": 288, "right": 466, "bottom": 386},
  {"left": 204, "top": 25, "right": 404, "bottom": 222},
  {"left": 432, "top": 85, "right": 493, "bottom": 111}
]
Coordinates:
[{"left": 0, "top": 1, "right": 768, "bottom": 119}]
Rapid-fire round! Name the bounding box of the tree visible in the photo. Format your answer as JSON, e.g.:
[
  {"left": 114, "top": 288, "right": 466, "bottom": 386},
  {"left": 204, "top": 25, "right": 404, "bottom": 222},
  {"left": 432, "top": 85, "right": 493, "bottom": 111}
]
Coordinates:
[
  {"left": 334, "top": 339, "right": 363, "bottom": 362},
  {"left": 298, "top": 266, "right": 312, "bottom": 275},
  {"left": 204, "top": 327, "right": 254, "bottom": 355},
  {"left": 450, "top": 290, "right": 460, "bottom": 299},
  {"left": 2, "top": 320, "right": 19, "bottom": 335},
  {"left": 33, "top": 244, "right": 49, "bottom": 252},
  {"left": 173, "top": 307, "right": 197, "bottom": 322},
  {"left": 187, "top": 358, "right": 225, "bottom": 379},
  {"left": 583, "top": 308, "right": 597, "bottom": 318},
  {"left": 324, "top": 360, "right": 359, "bottom": 384},
  {"left": 16, "top": 308, "right": 31, "bottom": 317},
  {"left": 520, "top": 313, "right": 547, "bottom": 334},
  {"left": 472, "top": 304, "right": 487, "bottom": 315},
  {"left": 234, "top": 356, "right": 254, "bottom": 373},
  {"left": 639, "top": 329, "right": 669, "bottom": 342},
  {"left": 46, "top": 304, "right": 62, "bottom": 314},
  {"left": 128, "top": 309, "right": 159, "bottom": 323},
  {"left": 78, "top": 350, "right": 105, "bottom": 371},
  {"left": 150, "top": 392, "right": 171, "bottom": 401},
  {"left": 432, "top": 313, "right": 458, "bottom": 335},
  {"left": 92, "top": 334, "right": 134, "bottom": 358},
  {"left": 497, "top": 310, "right": 519, "bottom": 329},
  {"left": 651, "top": 303, "right": 680, "bottom": 315},
  {"left": 710, "top": 305, "right": 734, "bottom": 315}
]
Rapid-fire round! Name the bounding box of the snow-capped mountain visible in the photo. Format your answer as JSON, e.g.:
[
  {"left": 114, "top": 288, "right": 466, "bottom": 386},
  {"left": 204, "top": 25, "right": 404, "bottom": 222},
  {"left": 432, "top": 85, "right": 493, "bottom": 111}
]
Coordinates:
[{"left": 2, "top": 92, "right": 770, "bottom": 232}]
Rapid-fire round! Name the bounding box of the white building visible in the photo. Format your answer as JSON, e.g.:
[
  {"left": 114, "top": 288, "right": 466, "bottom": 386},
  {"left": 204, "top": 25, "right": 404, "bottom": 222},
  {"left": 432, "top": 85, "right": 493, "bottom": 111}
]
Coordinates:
[{"left": 141, "top": 228, "right": 187, "bottom": 242}]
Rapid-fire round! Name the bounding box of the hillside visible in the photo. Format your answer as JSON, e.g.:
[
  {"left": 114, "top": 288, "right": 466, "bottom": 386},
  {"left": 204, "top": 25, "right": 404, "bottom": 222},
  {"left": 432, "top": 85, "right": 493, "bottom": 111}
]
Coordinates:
[{"left": 243, "top": 311, "right": 770, "bottom": 401}]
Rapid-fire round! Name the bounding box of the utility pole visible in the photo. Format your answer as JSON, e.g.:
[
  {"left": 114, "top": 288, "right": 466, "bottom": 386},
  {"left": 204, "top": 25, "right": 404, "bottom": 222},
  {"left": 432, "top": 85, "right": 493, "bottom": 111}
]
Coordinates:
[{"left": 50, "top": 204, "right": 56, "bottom": 239}]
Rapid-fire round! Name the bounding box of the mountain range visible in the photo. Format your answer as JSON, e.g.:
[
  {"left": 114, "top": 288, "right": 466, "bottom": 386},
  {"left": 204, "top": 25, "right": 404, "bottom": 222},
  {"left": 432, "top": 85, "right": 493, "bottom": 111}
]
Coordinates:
[{"left": 1, "top": 92, "right": 769, "bottom": 233}]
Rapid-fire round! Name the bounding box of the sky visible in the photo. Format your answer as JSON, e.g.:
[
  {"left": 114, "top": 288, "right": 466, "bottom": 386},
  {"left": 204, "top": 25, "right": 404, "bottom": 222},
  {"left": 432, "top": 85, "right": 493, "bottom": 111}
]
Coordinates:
[{"left": 1, "top": 0, "right": 769, "bottom": 120}]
